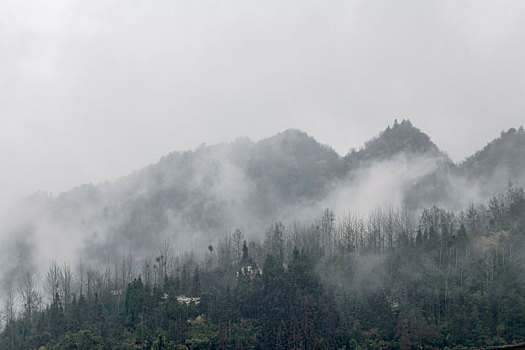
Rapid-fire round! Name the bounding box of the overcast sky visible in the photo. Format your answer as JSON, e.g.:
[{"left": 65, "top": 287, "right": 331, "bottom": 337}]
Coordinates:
[{"left": 1, "top": 0, "right": 525, "bottom": 199}]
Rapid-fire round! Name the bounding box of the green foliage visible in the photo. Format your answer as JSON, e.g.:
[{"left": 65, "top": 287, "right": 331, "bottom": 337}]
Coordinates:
[
  {"left": 185, "top": 316, "right": 217, "bottom": 349},
  {"left": 4, "top": 187, "right": 525, "bottom": 349},
  {"left": 152, "top": 330, "right": 169, "bottom": 350}
]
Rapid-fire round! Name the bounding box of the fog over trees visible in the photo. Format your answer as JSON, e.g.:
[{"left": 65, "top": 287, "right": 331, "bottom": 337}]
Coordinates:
[
  {"left": 3, "top": 0, "right": 525, "bottom": 348},
  {"left": 2, "top": 121, "right": 525, "bottom": 348}
]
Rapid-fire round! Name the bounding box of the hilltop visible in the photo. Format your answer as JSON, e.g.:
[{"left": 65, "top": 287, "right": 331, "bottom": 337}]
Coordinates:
[{"left": 4, "top": 121, "right": 525, "bottom": 266}]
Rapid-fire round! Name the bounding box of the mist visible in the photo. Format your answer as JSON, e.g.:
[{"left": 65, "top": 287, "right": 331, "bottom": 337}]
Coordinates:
[
  {"left": 1, "top": 123, "right": 522, "bottom": 294},
  {"left": 2, "top": 0, "right": 525, "bottom": 203},
  {"left": 2, "top": 1, "right": 525, "bottom": 347}
]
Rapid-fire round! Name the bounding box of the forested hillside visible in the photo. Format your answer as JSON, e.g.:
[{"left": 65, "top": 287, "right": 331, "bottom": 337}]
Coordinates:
[
  {"left": 4, "top": 121, "right": 525, "bottom": 270},
  {"left": 2, "top": 122, "right": 525, "bottom": 349},
  {"left": 460, "top": 127, "right": 525, "bottom": 189},
  {"left": 344, "top": 119, "right": 448, "bottom": 166},
  {"left": 2, "top": 184, "right": 525, "bottom": 349}
]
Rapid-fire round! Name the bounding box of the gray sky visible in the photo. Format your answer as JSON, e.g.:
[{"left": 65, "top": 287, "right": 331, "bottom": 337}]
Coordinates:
[{"left": 1, "top": 0, "right": 525, "bottom": 200}]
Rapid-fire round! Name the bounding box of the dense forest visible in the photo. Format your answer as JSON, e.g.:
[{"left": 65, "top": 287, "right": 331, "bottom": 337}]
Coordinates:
[
  {"left": 2, "top": 182, "right": 525, "bottom": 349},
  {"left": 4, "top": 0, "right": 525, "bottom": 347},
  {"left": 2, "top": 122, "right": 525, "bottom": 349}
]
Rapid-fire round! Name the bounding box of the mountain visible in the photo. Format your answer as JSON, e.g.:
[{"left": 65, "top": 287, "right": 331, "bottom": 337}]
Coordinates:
[
  {"left": 4, "top": 121, "right": 525, "bottom": 268},
  {"left": 344, "top": 119, "right": 450, "bottom": 168},
  {"left": 246, "top": 129, "right": 346, "bottom": 213},
  {"left": 342, "top": 120, "right": 458, "bottom": 210},
  {"left": 27, "top": 129, "right": 347, "bottom": 261},
  {"left": 460, "top": 127, "right": 525, "bottom": 192},
  {"left": 5, "top": 122, "right": 525, "bottom": 350}
]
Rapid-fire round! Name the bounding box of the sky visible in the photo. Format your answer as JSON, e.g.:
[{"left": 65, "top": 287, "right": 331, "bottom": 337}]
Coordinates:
[{"left": 1, "top": 0, "right": 525, "bottom": 200}]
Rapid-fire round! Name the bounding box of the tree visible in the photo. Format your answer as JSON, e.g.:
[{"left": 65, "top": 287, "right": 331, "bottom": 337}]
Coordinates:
[
  {"left": 266, "top": 223, "right": 285, "bottom": 262},
  {"left": 241, "top": 241, "right": 250, "bottom": 265},
  {"left": 3, "top": 283, "right": 16, "bottom": 325},
  {"left": 125, "top": 278, "right": 145, "bottom": 327},
  {"left": 321, "top": 208, "right": 335, "bottom": 253},
  {"left": 152, "top": 330, "right": 169, "bottom": 350},
  {"left": 18, "top": 270, "right": 41, "bottom": 323},
  {"left": 49, "top": 292, "right": 64, "bottom": 339},
  {"left": 44, "top": 261, "right": 60, "bottom": 305},
  {"left": 232, "top": 229, "right": 244, "bottom": 264},
  {"left": 60, "top": 262, "right": 73, "bottom": 306}
]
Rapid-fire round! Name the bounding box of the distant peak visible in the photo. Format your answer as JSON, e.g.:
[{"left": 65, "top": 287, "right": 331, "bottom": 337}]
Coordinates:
[
  {"left": 256, "top": 128, "right": 339, "bottom": 159},
  {"left": 346, "top": 119, "right": 448, "bottom": 162},
  {"left": 260, "top": 129, "right": 313, "bottom": 145},
  {"left": 278, "top": 128, "right": 310, "bottom": 138},
  {"left": 381, "top": 119, "right": 424, "bottom": 138},
  {"left": 368, "top": 119, "right": 436, "bottom": 151},
  {"left": 461, "top": 126, "right": 525, "bottom": 176}
]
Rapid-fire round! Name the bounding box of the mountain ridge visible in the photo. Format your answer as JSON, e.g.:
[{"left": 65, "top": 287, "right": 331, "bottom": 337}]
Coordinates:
[
  {"left": 459, "top": 127, "right": 525, "bottom": 185},
  {"left": 6, "top": 120, "right": 525, "bottom": 265},
  {"left": 43, "top": 120, "right": 524, "bottom": 200}
]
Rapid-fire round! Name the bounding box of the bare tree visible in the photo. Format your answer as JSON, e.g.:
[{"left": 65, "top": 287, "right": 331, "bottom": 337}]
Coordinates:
[
  {"left": 86, "top": 266, "right": 99, "bottom": 301},
  {"left": 120, "top": 253, "right": 135, "bottom": 289},
  {"left": 266, "top": 222, "right": 285, "bottom": 261},
  {"left": 157, "top": 242, "right": 171, "bottom": 286},
  {"left": 142, "top": 257, "right": 153, "bottom": 289},
  {"left": 321, "top": 208, "right": 335, "bottom": 254},
  {"left": 76, "top": 260, "right": 86, "bottom": 298},
  {"left": 384, "top": 205, "right": 400, "bottom": 250},
  {"left": 368, "top": 208, "right": 384, "bottom": 253},
  {"left": 101, "top": 263, "right": 113, "bottom": 295},
  {"left": 217, "top": 233, "right": 232, "bottom": 270},
  {"left": 17, "top": 270, "right": 41, "bottom": 322},
  {"left": 60, "top": 262, "right": 73, "bottom": 306},
  {"left": 44, "top": 261, "right": 60, "bottom": 304},
  {"left": 3, "top": 284, "right": 16, "bottom": 325}
]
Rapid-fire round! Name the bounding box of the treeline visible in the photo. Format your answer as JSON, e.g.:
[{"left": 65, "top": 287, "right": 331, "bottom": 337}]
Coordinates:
[{"left": 2, "top": 184, "right": 525, "bottom": 349}]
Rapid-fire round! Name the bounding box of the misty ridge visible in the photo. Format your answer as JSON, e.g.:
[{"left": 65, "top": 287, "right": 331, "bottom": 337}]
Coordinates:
[
  {"left": 5, "top": 0, "right": 525, "bottom": 347},
  {"left": 2, "top": 119, "right": 525, "bottom": 278},
  {"left": 3, "top": 119, "right": 525, "bottom": 348}
]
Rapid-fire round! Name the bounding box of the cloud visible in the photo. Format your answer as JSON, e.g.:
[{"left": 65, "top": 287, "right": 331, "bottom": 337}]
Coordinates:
[{"left": 1, "top": 0, "right": 525, "bottom": 202}]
